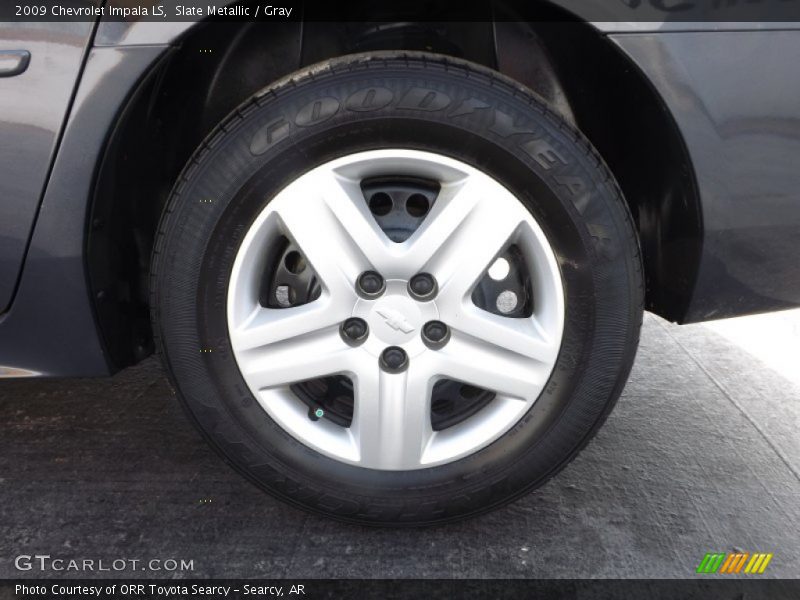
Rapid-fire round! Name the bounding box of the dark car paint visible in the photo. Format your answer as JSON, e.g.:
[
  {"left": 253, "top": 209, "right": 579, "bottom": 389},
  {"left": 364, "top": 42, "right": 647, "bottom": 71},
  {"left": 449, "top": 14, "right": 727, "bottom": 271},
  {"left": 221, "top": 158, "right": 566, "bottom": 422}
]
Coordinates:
[
  {"left": 0, "top": 23, "right": 95, "bottom": 313},
  {"left": 0, "top": 44, "right": 168, "bottom": 376},
  {"left": 1, "top": 20, "right": 800, "bottom": 376},
  {"left": 611, "top": 32, "right": 800, "bottom": 321}
]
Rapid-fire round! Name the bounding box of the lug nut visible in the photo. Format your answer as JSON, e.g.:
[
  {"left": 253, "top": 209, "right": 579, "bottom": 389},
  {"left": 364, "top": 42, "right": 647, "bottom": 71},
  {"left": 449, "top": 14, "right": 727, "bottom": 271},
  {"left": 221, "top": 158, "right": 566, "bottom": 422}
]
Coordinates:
[
  {"left": 380, "top": 346, "right": 409, "bottom": 373},
  {"left": 357, "top": 270, "right": 385, "bottom": 298},
  {"left": 408, "top": 273, "right": 437, "bottom": 301},
  {"left": 340, "top": 317, "right": 368, "bottom": 345},
  {"left": 422, "top": 320, "right": 450, "bottom": 349}
]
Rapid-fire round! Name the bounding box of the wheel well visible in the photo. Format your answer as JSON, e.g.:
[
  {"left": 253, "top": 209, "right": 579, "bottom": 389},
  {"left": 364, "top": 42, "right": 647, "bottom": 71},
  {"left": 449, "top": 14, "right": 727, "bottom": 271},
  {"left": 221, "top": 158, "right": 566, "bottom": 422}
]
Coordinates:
[{"left": 88, "top": 12, "right": 701, "bottom": 370}]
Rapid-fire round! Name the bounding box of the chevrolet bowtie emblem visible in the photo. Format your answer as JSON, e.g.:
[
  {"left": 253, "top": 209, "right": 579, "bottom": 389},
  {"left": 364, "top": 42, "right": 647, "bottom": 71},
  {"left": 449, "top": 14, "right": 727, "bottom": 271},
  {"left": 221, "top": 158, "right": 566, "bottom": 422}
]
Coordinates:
[{"left": 376, "top": 308, "right": 415, "bottom": 333}]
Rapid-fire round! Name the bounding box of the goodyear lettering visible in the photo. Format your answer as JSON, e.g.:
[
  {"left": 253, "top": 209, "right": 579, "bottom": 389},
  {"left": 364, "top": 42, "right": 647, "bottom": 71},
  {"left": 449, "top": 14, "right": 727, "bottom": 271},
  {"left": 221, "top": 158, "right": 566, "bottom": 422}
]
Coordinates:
[
  {"left": 448, "top": 97, "right": 491, "bottom": 118},
  {"left": 249, "top": 117, "right": 290, "bottom": 155},
  {"left": 521, "top": 138, "right": 567, "bottom": 170},
  {"left": 295, "top": 97, "right": 340, "bottom": 127},
  {"left": 345, "top": 87, "right": 394, "bottom": 112},
  {"left": 489, "top": 109, "right": 536, "bottom": 138},
  {"left": 397, "top": 87, "right": 452, "bottom": 111},
  {"left": 247, "top": 87, "right": 591, "bottom": 222}
]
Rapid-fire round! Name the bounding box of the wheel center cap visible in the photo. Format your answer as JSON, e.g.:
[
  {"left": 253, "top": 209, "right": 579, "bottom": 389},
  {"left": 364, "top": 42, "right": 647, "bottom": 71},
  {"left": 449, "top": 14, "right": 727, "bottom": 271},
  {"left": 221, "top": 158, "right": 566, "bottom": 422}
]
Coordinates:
[
  {"left": 369, "top": 296, "right": 421, "bottom": 345},
  {"left": 352, "top": 279, "right": 439, "bottom": 356}
]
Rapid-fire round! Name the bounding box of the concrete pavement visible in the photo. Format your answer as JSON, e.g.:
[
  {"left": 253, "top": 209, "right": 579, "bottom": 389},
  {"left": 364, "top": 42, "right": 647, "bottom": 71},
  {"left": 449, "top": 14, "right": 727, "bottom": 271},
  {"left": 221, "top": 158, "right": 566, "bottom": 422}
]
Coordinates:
[{"left": 0, "top": 314, "right": 798, "bottom": 578}]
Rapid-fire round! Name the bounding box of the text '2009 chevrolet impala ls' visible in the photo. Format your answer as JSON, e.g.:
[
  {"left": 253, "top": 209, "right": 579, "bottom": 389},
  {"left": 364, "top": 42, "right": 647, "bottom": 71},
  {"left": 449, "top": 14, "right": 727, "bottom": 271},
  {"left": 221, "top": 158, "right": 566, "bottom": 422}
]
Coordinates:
[{"left": 1, "top": 2, "right": 799, "bottom": 525}]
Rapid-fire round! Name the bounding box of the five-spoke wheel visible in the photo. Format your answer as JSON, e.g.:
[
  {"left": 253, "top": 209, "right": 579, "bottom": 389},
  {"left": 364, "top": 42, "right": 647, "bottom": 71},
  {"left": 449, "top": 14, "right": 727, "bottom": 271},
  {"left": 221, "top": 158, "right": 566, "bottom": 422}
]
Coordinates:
[{"left": 227, "top": 150, "right": 564, "bottom": 469}]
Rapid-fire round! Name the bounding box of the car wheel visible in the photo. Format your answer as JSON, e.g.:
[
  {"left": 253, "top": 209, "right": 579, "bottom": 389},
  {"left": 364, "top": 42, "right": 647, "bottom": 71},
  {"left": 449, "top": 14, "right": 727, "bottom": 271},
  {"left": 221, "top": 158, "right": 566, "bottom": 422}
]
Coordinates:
[{"left": 151, "top": 52, "right": 643, "bottom": 525}]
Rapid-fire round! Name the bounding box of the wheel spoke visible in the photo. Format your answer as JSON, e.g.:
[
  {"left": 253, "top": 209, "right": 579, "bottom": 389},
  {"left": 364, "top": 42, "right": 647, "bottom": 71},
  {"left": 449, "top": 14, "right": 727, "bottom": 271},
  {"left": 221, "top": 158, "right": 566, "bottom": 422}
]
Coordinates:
[
  {"left": 446, "top": 305, "right": 559, "bottom": 364},
  {"left": 430, "top": 330, "right": 550, "bottom": 402},
  {"left": 238, "top": 328, "right": 355, "bottom": 390},
  {"left": 230, "top": 300, "right": 349, "bottom": 352},
  {"left": 315, "top": 170, "right": 398, "bottom": 275},
  {"left": 397, "top": 178, "right": 481, "bottom": 276},
  {"left": 271, "top": 170, "right": 392, "bottom": 297},
  {"left": 406, "top": 177, "right": 526, "bottom": 300},
  {"left": 350, "top": 364, "right": 434, "bottom": 469}
]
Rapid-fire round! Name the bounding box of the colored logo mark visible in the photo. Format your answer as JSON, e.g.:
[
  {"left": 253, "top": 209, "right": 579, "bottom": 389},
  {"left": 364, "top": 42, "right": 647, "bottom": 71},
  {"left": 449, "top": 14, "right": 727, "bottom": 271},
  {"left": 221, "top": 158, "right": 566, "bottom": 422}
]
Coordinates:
[{"left": 696, "top": 552, "right": 773, "bottom": 574}]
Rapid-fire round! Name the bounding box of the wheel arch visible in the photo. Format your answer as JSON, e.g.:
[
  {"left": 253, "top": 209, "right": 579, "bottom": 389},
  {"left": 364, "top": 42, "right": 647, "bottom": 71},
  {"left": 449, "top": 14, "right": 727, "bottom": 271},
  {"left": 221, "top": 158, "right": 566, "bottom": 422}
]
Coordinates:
[{"left": 87, "top": 13, "right": 702, "bottom": 370}]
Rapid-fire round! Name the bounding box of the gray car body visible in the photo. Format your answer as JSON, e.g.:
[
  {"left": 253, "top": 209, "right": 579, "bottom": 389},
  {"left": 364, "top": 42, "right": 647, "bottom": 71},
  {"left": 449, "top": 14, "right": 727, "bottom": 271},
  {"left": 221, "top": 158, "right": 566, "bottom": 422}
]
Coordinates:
[{"left": 1, "top": 15, "right": 799, "bottom": 377}]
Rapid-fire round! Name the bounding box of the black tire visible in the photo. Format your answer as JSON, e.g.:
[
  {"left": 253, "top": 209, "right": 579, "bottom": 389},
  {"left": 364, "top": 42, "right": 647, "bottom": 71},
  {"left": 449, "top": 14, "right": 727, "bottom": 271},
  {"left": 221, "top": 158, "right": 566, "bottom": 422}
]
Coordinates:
[{"left": 151, "top": 52, "right": 643, "bottom": 526}]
